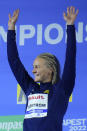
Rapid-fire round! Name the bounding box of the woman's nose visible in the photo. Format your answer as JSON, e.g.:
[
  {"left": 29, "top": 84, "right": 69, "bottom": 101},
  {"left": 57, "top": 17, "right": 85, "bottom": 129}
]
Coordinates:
[{"left": 32, "top": 68, "right": 36, "bottom": 73}]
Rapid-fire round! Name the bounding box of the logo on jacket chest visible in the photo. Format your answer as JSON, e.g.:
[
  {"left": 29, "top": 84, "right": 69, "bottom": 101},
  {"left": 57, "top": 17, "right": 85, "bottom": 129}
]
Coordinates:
[{"left": 25, "top": 93, "right": 48, "bottom": 119}]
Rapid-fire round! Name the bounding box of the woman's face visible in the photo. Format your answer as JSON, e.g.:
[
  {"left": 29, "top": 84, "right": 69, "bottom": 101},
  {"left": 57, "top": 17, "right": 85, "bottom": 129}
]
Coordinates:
[{"left": 32, "top": 58, "right": 52, "bottom": 83}]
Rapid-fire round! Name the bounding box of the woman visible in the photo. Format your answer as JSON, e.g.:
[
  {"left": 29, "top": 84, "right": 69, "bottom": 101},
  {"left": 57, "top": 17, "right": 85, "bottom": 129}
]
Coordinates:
[{"left": 7, "top": 7, "right": 78, "bottom": 131}]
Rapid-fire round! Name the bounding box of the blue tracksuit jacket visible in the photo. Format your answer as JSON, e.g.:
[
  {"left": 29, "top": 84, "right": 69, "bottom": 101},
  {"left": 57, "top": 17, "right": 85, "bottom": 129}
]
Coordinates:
[{"left": 7, "top": 25, "right": 76, "bottom": 131}]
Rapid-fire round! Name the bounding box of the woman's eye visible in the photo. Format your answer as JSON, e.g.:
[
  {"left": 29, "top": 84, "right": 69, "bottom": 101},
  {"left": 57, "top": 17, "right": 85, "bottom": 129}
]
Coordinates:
[{"left": 33, "top": 65, "right": 40, "bottom": 69}]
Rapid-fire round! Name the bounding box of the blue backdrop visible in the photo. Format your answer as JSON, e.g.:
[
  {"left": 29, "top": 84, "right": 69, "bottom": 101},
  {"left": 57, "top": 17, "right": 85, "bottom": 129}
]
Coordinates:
[{"left": 0, "top": 0, "right": 87, "bottom": 130}]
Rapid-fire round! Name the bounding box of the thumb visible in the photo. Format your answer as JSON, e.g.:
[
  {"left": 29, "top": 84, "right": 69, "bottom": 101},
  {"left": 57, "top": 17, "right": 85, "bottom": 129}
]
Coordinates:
[{"left": 63, "top": 12, "right": 67, "bottom": 21}]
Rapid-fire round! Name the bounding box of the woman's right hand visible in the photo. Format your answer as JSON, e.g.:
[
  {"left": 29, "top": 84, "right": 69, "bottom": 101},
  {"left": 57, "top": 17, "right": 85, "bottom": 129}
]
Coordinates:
[{"left": 8, "top": 9, "right": 19, "bottom": 30}]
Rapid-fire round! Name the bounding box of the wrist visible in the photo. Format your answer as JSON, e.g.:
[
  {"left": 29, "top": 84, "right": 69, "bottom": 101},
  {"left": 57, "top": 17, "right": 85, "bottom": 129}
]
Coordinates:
[
  {"left": 8, "top": 22, "right": 15, "bottom": 30},
  {"left": 66, "top": 23, "right": 74, "bottom": 25}
]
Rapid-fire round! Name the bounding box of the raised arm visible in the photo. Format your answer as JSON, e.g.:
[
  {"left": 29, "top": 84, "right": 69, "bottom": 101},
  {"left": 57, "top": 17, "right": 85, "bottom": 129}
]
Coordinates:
[
  {"left": 7, "top": 9, "right": 39, "bottom": 95},
  {"left": 61, "top": 7, "right": 78, "bottom": 96}
]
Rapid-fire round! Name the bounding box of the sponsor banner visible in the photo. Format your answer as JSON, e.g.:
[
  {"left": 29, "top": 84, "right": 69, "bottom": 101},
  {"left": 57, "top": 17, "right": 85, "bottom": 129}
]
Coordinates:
[
  {"left": 0, "top": 115, "right": 24, "bottom": 131},
  {"left": 0, "top": 22, "right": 87, "bottom": 45},
  {"left": 63, "top": 118, "right": 87, "bottom": 131},
  {"left": 0, "top": 116, "right": 87, "bottom": 131}
]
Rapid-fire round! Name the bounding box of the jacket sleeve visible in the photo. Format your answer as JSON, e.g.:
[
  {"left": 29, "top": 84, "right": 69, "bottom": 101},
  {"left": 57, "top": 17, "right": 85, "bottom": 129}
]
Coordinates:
[
  {"left": 7, "top": 30, "right": 38, "bottom": 95},
  {"left": 61, "top": 25, "right": 76, "bottom": 97}
]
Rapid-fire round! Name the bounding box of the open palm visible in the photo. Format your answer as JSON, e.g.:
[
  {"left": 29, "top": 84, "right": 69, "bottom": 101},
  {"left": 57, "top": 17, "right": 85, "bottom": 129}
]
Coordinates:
[
  {"left": 63, "top": 7, "right": 79, "bottom": 25},
  {"left": 8, "top": 9, "right": 19, "bottom": 26}
]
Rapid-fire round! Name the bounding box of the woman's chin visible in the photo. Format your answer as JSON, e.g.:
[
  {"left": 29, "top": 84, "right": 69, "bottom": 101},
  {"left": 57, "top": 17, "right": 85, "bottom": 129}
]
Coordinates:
[{"left": 34, "top": 78, "right": 40, "bottom": 82}]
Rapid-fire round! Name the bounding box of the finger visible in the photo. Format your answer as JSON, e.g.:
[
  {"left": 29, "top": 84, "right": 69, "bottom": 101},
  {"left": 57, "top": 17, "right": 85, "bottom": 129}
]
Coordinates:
[
  {"left": 70, "top": 6, "right": 73, "bottom": 14},
  {"left": 13, "top": 10, "right": 16, "bottom": 17},
  {"left": 16, "top": 9, "right": 19, "bottom": 16},
  {"left": 15, "top": 9, "right": 19, "bottom": 17},
  {"left": 8, "top": 13, "right": 11, "bottom": 20},
  {"left": 67, "top": 7, "right": 70, "bottom": 16},
  {"left": 14, "top": 10, "right": 19, "bottom": 20},
  {"left": 72, "top": 7, "right": 75, "bottom": 14},
  {"left": 76, "top": 9, "right": 79, "bottom": 16},
  {"left": 17, "top": 9, "right": 20, "bottom": 13},
  {"left": 63, "top": 12, "right": 67, "bottom": 21},
  {"left": 12, "top": 9, "right": 19, "bottom": 19}
]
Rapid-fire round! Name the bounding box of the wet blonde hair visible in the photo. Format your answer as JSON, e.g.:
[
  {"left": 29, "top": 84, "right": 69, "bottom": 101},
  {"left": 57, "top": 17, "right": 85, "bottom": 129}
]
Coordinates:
[{"left": 37, "top": 53, "right": 60, "bottom": 84}]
